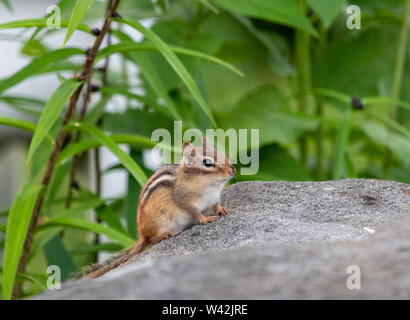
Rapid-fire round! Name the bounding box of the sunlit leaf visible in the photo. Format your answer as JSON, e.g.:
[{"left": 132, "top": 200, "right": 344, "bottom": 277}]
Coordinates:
[
  {"left": 333, "top": 108, "right": 354, "bottom": 180},
  {"left": 57, "top": 133, "right": 162, "bottom": 165},
  {"left": 26, "top": 78, "right": 83, "bottom": 164},
  {"left": 3, "top": 184, "right": 41, "bottom": 300},
  {"left": 63, "top": 0, "right": 96, "bottom": 47},
  {"left": 0, "top": 18, "right": 91, "bottom": 33},
  {"left": 96, "top": 42, "right": 244, "bottom": 77},
  {"left": 36, "top": 217, "right": 134, "bottom": 247}
]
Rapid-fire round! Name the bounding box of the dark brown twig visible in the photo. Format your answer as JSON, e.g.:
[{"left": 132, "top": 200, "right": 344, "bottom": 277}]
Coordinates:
[
  {"left": 12, "top": 0, "right": 121, "bottom": 299},
  {"left": 65, "top": 77, "right": 92, "bottom": 209}
]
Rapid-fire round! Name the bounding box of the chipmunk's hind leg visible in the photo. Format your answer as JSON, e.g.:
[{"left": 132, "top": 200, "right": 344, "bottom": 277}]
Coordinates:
[{"left": 151, "top": 229, "right": 181, "bottom": 244}]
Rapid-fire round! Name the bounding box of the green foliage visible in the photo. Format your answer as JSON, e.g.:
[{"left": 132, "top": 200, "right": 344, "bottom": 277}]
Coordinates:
[
  {"left": 0, "top": 0, "right": 409, "bottom": 299},
  {"left": 3, "top": 184, "right": 41, "bottom": 300},
  {"left": 63, "top": 0, "right": 96, "bottom": 47},
  {"left": 27, "top": 79, "right": 84, "bottom": 163},
  {"left": 213, "top": 0, "right": 317, "bottom": 36},
  {"left": 0, "top": 48, "right": 84, "bottom": 95},
  {"left": 308, "top": 0, "right": 346, "bottom": 28},
  {"left": 36, "top": 217, "right": 134, "bottom": 247}
]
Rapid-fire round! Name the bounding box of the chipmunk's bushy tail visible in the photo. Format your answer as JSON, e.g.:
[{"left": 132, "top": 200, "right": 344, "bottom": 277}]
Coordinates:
[{"left": 82, "top": 238, "right": 149, "bottom": 279}]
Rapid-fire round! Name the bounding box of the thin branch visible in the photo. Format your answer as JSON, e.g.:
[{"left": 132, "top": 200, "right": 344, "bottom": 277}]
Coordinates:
[
  {"left": 12, "top": 0, "right": 121, "bottom": 299},
  {"left": 66, "top": 77, "right": 92, "bottom": 209}
]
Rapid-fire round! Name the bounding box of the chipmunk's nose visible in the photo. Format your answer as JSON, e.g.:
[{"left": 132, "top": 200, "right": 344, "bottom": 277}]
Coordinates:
[{"left": 229, "top": 164, "right": 236, "bottom": 176}]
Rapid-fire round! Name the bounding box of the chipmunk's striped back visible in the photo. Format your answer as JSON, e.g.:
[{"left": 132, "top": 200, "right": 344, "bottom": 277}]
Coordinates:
[{"left": 138, "top": 164, "right": 179, "bottom": 207}]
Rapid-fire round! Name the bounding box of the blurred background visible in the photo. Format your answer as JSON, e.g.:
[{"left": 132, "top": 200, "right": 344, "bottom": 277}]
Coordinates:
[{"left": 0, "top": 0, "right": 409, "bottom": 299}]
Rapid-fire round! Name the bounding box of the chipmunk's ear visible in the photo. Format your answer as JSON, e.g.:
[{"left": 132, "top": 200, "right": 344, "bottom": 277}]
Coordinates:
[{"left": 182, "top": 141, "right": 195, "bottom": 165}]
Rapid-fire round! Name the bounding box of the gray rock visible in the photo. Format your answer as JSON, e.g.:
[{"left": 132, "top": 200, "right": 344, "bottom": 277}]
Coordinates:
[{"left": 36, "top": 179, "right": 410, "bottom": 299}]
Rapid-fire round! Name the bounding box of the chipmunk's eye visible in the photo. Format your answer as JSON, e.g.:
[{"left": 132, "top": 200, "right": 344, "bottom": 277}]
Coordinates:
[{"left": 203, "top": 158, "right": 214, "bottom": 167}]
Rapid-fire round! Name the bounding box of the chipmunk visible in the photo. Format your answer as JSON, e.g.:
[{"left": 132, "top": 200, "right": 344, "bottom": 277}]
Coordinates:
[{"left": 83, "top": 137, "right": 235, "bottom": 278}]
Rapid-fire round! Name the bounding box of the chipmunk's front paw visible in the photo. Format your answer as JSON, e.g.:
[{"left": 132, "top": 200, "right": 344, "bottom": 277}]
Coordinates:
[
  {"left": 215, "top": 206, "right": 228, "bottom": 216},
  {"left": 199, "top": 215, "right": 218, "bottom": 224}
]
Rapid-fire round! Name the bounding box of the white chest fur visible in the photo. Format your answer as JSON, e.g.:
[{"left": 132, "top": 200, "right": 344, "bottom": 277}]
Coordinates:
[{"left": 195, "top": 183, "right": 225, "bottom": 212}]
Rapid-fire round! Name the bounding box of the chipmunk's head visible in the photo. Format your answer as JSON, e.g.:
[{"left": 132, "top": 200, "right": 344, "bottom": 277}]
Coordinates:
[{"left": 181, "top": 137, "right": 236, "bottom": 185}]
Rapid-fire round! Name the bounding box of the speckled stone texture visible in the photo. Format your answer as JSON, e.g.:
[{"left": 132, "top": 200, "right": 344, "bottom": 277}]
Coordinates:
[{"left": 35, "top": 179, "right": 410, "bottom": 299}]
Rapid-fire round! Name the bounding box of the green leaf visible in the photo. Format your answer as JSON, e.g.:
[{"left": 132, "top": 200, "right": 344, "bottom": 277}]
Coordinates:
[
  {"left": 65, "top": 122, "right": 148, "bottom": 186},
  {"left": 0, "top": 96, "right": 45, "bottom": 117},
  {"left": 45, "top": 161, "right": 71, "bottom": 204},
  {"left": 308, "top": 0, "right": 345, "bottom": 28},
  {"left": 113, "top": 31, "right": 180, "bottom": 120},
  {"left": 63, "top": 0, "right": 96, "bottom": 47},
  {"left": 0, "top": 18, "right": 91, "bottom": 33},
  {"left": 117, "top": 18, "right": 217, "bottom": 127},
  {"left": 0, "top": 48, "right": 84, "bottom": 95},
  {"left": 99, "top": 86, "right": 160, "bottom": 110},
  {"left": 21, "top": 39, "right": 48, "bottom": 57},
  {"left": 233, "top": 143, "right": 311, "bottom": 182},
  {"left": 219, "top": 85, "right": 318, "bottom": 148},
  {"left": 2, "top": 184, "right": 41, "bottom": 300},
  {"left": 197, "top": 0, "right": 219, "bottom": 14},
  {"left": 57, "top": 133, "right": 161, "bottom": 165},
  {"left": 364, "top": 109, "right": 410, "bottom": 139},
  {"left": 16, "top": 272, "right": 48, "bottom": 291},
  {"left": 0, "top": 223, "right": 6, "bottom": 233},
  {"left": 362, "top": 96, "right": 410, "bottom": 112},
  {"left": 0, "top": 0, "right": 13, "bottom": 12},
  {"left": 124, "top": 149, "right": 143, "bottom": 238},
  {"left": 311, "top": 87, "right": 351, "bottom": 104},
  {"left": 213, "top": 0, "right": 317, "bottom": 36},
  {"left": 36, "top": 217, "right": 134, "bottom": 247},
  {"left": 43, "top": 235, "right": 78, "bottom": 282},
  {"left": 0, "top": 117, "right": 53, "bottom": 146},
  {"left": 96, "top": 204, "right": 127, "bottom": 235},
  {"left": 333, "top": 108, "right": 354, "bottom": 180},
  {"left": 50, "top": 197, "right": 105, "bottom": 219},
  {"left": 26, "top": 78, "right": 83, "bottom": 164},
  {"left": 96, "top": 42, "right": 244, "bottom": 77},
  {"left": 362, "top": 120, "right": 410, "bottom": 166},
  {"left": 29, "top": 120, "right": 62, "bottom": 182}
]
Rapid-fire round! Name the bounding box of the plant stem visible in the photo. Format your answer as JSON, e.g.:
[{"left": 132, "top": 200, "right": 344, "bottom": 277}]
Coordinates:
[
  {"left": 65, "top": 78, "right": 92, "bottom": 209},
  {"left": 11, "top": 0, "right": 121, "bottom": 299},
  {"left": 295, "top": 0, "right": 312, "bottom": 165},
  {"left": 382, "top": 0, "right": 410, "bottom": 178},
  {"left": 92, "top": 2, "right": 113, "bottom": 262},
  {"left": 315, "top": 21, "right": 327, "bottom": 180}
]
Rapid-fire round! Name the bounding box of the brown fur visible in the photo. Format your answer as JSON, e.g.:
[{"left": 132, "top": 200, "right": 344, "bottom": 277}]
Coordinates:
[{"left": 83, "top": 138, "right": 235, "bottom": 279}]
